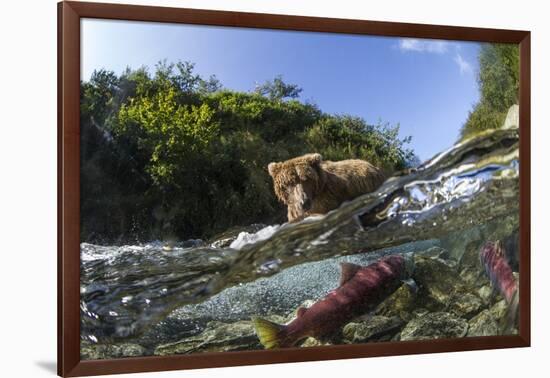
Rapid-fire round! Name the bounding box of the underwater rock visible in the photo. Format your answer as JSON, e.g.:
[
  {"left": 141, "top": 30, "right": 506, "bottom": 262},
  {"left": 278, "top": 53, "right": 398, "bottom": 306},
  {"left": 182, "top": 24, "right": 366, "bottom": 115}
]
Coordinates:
[
  {"left": 80, "top": 342, "right": 147, "bottom": 360},
  {"left": 154, "top": 320, "right": 261, "bottom": 355},
  {"left": 342, "top": 316, "right": 404, "bottom": 343},
  {"left": 400, "top": 312, "right": 468, "bottom": 341},
  {"left": 467, "top": 298, "right": 518, "bottom": 337},
  {"left": 477, "top": 285, "right": 495, "bottom": 304},
  {"left": 488, "top": 299, "right": 509, "bottom": 319},
  {"left": 467, "top": 310, "right": 500, "bottom": 337},
  {"left": 459, "top": 240, "right": 483, "bottom": 271},
  {"left": 447, "top": 292, "right": 483, "bottom": 319},
  {"left": 375, "top": 284, "right": 417, "bottom": 321},
  {"left": 413, "top": 256, "right": 466, "bottom": 310},
  {"left": 412, "top": 308, "right": 430, "bottom": 318},
  {"left": 458, "top": 241, "right": 490, "bottom": 289}
]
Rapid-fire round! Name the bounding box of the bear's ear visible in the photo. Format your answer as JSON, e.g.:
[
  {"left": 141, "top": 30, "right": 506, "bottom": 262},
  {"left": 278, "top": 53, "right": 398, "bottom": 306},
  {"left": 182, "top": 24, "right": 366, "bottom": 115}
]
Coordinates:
[
  {"left": 267, "top": 162, "right": 280, "bottom": 177},
  {"left": 306, "top": 153, "right": 322, "bottom": 166}
]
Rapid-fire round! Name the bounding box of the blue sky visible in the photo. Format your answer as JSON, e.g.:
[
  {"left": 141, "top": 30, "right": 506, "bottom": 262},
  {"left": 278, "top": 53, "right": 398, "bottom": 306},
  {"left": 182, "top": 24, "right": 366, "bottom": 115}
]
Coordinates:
[{"left": 81, "top": 19, "right": 481, "bottom": 161}]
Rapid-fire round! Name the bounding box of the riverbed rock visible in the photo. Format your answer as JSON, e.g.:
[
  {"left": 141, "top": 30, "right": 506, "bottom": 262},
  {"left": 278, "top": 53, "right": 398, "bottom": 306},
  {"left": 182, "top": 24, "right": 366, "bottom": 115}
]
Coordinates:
[
  {"left": 400, "top": 312, "right": 468, "bottom": 341},
  {"left": 343, "top": 316, "right": 404, "bottom": 343},
  {"left": 488, "top": 299, "right": 509, "bottom": 319},
  {"left": 375, "top": 284, "right": 417, "bottom": 321},
  {"left": 468, "top": 296, "right": 519, "bottom": 337},
  {"left": 413, "top": 256, "right": 467, "bottom": 310},
  {"left": 412, "top": 308, "right": 430, "bottom": 318},
  {"left": 154, "top": 320, "right": 260, "bottom": 355},
  {"left": 81, "top": 342, "right": 147, "bottom": 360},
  {"left": 448, "top": 292, "right": 484, "bottom": 319},
  {"left": 458, "top": 240, "right": 482, "bottom": 271},
  {"left": 458, "top": 242, "right": 489, "bottom": 289},
  {"left": 467, "top": 310, "right": 500, "bottom": 336},
  {"left": 477, "top": 285, "right": 494, "bottom": 304}
]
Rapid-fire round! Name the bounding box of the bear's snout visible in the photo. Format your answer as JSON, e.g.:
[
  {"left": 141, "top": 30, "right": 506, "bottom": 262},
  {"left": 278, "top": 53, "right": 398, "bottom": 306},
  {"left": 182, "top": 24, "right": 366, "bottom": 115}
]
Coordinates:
[{"left": 293, "top": 183, "right": 310, "bottom": 211}]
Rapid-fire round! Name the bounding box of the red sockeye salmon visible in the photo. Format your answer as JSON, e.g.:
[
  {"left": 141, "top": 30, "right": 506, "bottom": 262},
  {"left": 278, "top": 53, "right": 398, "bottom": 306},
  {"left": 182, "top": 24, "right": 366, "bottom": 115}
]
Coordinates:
[
  {"left": 252, "top": 254, "right": 415, "bottom": 348},
  {"left": 479, "top": 240, "right": 519, "bottom": 328}
]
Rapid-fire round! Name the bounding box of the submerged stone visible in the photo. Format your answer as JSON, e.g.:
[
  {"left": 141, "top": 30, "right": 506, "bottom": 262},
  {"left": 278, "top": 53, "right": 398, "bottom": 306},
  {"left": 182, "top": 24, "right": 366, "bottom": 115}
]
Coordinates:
[
  {"left": 80, "top": 342, "right": 147, "bottom": 360},
  {"left": 448, "top": 292, "right": 483, "bottom": 319},
  {"left": 467, "top": 310, "right": 500, "bottom": 337},
  {"left": 400, "top": 312, "right": 468, "bottom": 341},
  {"left": 375, "top": 284, "right": 417, "bottom": 321},
  {"left": 342, "top": 316, "right": 404, "bottom": 343},
  {"left": 154, "top": 320, "right": 260, "bottom": 355},
  {"left": 413, "top": 256, "right": 467, "bottom": 310},
  {"left": 488, "top": 299, "right": 509, "bottom": 320},
  {"left": 477, "top": 285, "right": 495, "bottom": 304},
  {"left": 458, "top": 244, "right": 489, "bottom": 289}
]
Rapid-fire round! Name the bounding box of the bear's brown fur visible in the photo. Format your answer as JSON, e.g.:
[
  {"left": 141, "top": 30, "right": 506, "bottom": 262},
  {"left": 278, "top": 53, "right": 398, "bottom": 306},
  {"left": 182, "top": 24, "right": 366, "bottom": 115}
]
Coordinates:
[{"left": 268, "top": 153, "right": 387, "bottom": 222}]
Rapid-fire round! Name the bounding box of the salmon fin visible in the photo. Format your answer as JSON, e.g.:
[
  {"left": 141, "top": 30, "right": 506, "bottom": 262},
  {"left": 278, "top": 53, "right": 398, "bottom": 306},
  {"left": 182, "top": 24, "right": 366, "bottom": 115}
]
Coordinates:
[
  {"left": 297, "top": 307, "right": 307, "bottom": 318},
  {"left": 252, "top": 316, "right": 286, "bottom": 349},
  {"left": 339, "top": 262, "right": 361, "bottom": 286}
]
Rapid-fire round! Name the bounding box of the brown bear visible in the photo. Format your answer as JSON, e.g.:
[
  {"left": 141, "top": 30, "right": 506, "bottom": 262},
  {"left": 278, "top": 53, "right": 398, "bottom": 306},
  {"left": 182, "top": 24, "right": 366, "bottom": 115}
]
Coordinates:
[{"left": 268, "top": 153, "right": 387, "bottom": 222}]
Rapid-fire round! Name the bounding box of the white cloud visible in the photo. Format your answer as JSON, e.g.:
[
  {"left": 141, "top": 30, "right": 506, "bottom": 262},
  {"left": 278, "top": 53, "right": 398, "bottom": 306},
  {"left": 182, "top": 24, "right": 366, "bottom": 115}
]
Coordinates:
[
  {"left": 398, "top": 38, "right": 449, "bottom": 54},
  {"left": 398, "top": 38, "right": 474, "bottom": 76},
  {"left": 454, "top": 53, "right": 473, "bottom": 75}
]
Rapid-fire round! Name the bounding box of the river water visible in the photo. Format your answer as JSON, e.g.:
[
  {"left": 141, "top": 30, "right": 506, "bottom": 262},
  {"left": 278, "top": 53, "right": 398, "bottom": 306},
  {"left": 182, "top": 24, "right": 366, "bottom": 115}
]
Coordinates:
[{"left": 80, "top": 128, "right": 520, "bottom": 354}]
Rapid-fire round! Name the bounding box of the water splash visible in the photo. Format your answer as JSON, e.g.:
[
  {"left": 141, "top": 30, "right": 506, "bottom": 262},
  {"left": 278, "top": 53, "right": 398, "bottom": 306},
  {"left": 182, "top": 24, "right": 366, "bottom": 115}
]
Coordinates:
[{"left": 229, "top": 225, "right": 281, "bottom": 250}]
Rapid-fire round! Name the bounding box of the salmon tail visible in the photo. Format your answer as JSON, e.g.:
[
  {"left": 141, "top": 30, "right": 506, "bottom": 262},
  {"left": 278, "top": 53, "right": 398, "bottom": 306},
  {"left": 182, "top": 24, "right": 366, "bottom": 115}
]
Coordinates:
[{"left": 252, "top": 316, "right": 286, "bottom": 349}]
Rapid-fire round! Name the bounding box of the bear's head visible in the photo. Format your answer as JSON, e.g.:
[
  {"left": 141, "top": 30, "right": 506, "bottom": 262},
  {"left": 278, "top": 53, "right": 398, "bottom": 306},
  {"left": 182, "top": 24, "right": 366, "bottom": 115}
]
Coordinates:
[{"left": 267, "top": 153, "right": 324, "bottom": 222}]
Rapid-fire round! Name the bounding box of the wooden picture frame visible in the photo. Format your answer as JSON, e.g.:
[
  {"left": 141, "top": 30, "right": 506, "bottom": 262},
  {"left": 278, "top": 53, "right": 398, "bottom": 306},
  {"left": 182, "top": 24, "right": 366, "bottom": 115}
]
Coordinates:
[{"left": 58, "top": 1, "right": 531, "bottom": 376}]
